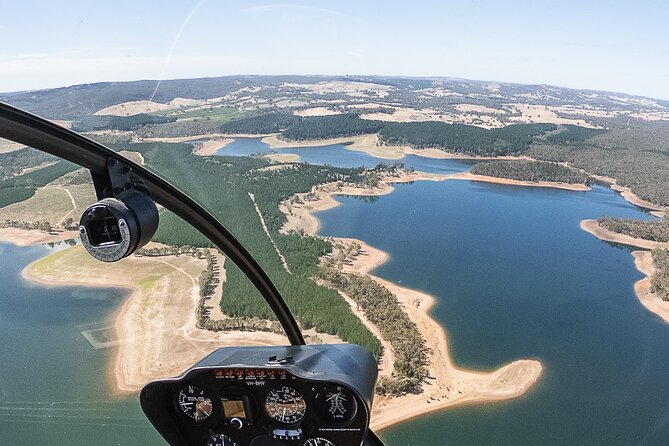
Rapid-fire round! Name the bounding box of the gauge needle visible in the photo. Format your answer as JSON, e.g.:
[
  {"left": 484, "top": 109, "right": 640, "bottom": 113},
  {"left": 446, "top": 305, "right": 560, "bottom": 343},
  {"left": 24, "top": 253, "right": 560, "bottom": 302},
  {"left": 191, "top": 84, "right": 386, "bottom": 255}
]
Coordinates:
[{"left": 282, "top": 408, "right": 286, "bottom": 419}]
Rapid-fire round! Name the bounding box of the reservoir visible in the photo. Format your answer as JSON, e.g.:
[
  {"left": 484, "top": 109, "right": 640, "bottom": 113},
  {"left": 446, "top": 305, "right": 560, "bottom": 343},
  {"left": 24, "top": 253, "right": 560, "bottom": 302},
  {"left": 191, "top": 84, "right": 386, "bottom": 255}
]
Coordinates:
[
  {"left": 0, "top": 139, "right": 667, "bottom": 445},
  {"left": 216, "top": 138, "right": 474, "bottom": 174},
  {"left": 0, "top": 242, "right": 162, "bottom": 445},
  {"left": 316, "top": 179, "right": 668, "bottom": 445}
]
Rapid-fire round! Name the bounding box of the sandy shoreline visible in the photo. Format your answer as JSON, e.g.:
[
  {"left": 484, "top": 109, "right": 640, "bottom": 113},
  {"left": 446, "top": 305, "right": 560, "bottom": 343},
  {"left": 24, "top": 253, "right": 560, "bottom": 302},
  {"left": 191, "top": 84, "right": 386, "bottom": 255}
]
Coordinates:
[
  {"left": 631, "top": 251, "right": 669, "bottom": 324},
  {"left": 280, "top": 172, "right": 543, "bottom": 431},
  {"left": 449, "top": 171, "right": 591, "bottom": 191},
  {"left": 7, "top": 145, "right": 664, "bottom": 430},
  {"left": 0, "top": 227, "right": 79, "bottom": 246},
  {"left": 280, "top": 172, "right": 447, "bottom": 235},
  {"left": 262, "top": 135, "right": 668, "bottom": 216},
  {"left": 580, "top": 221, "right": 669, "bottom": 324},
  {"left": 579, "top": 220, "right": 669, "bottom": 250},
  {"left": 262, "top": 134, "right": 532, "bottom": 162},
  {"left": 193, "top": 138, "right": 234, "bottom": 156},
  {"left": 20, "top": 245, "right": 292, "bottom": 394},
  {"left": 591, "top": 174, "right": 666, "bottom": 213},
  {"left": 139, "top": 133, "right": 275, "bottom": 145}
]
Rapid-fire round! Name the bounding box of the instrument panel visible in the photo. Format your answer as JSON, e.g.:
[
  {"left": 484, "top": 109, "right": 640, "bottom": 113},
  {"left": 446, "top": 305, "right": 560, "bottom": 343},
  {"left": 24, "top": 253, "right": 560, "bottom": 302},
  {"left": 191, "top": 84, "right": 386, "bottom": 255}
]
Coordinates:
[{"left": 141, "top": 344, "right": 378, "bottom": 446}]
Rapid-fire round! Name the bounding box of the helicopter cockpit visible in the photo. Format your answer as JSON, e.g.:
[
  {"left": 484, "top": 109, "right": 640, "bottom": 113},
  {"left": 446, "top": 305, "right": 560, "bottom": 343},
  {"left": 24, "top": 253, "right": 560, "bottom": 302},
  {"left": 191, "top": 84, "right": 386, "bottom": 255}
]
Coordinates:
[{"left": 0, "top": 102, "right": 385, "bottom": 446}]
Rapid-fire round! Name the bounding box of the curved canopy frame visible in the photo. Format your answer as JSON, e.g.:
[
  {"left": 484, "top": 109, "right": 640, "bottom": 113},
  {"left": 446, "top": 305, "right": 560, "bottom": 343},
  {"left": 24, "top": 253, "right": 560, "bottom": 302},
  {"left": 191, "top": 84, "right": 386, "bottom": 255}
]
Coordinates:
[{"left": 0, "top": 102, "right": 305, "bottom": 345}]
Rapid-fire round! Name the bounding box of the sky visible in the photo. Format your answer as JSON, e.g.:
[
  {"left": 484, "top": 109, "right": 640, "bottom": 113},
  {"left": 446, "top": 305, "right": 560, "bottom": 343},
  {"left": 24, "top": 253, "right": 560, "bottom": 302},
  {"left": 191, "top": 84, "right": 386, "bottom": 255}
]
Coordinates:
[{"left": 1, "top": 0, "right": 668, "bottom": 99}]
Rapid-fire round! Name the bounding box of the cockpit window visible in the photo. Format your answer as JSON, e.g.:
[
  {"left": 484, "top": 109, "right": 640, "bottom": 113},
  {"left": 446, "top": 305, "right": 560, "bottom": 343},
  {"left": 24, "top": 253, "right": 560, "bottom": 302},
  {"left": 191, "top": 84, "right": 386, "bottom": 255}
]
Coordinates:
[{"left": 2, "top": 2, "right": 669, "bottom": 446}]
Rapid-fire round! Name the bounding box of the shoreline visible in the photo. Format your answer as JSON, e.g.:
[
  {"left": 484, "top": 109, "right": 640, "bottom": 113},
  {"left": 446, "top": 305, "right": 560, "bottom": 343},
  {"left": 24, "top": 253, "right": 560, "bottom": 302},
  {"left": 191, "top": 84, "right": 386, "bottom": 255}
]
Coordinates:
[
  {"left": 280, "top": 172, "right": 543, "bottom": 431},
  {"left": 262, "top": 134, "right": 532, "bottom": 162},
  {"left": 193, "top": 138, "right": 235, "bottom": 156},
  {"left": 155, "top": 131, "right": 664, "bottom": 218},
  {"left": 6, "top": 143, "right": 665, "bottom": 428},
  {"left": 260, "top": 134, "right": 668, "bottom": 215},
  {"left": 0, "top": 227, "right": 79, "bottom": 247},
  {"left": 579, "top": 220, "right": 669, "bottom": 251},
  {"left": 138, "top": 133, "right": 274, "bottom": 145},
  {"left": 20, "top": 245, "right": 292, "bottom": 394},
  {"left": 580, "top": 220, "right": 669, "bottom": 325},
  {"left": 448, "top": 171, "right": 591, "bottom": 192},
  {"left": 590, "top": 174, "right": 666, "bottom": 214},
  {"left": 631, "top": 251, "right": 669, "bottom": 324}
]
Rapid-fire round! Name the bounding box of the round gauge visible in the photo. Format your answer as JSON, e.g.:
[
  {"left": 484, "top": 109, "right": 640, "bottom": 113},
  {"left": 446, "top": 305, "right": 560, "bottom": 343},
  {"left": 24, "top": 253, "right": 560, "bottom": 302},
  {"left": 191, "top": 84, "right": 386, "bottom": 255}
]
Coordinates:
[
  {"left": 177, "top": 385, "right": 213, "bottom": 422},
  {"left": 302, "top": 439, "right": 335, "bottom": 446},
  {"left": 264, "top": 386, "right": 307, "bottom": 424},
  {"left": 314, "top": 385, "right": 357, "bottom": 423},
  {"left": 207, "top": 433, "right": 239, "bottom": 446}
]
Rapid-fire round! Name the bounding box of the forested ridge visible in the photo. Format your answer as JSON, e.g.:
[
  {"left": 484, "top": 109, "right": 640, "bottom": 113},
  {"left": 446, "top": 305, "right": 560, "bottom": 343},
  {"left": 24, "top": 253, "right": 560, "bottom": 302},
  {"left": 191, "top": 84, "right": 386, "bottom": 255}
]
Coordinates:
[
  {"left": 528, "top": 120, "right": 669, "bottom": 207},
  {"left": 218, "top": 112, "right": 301, "bottom": 134},
  {"left": 116, "top": 141, "right": 383, "bottom": 358},
  {"left": 378, "top": 122, "right": 557, "bottom": 155},
  {"left": 529, "top": 144, "right": 669, "bottom": 207},
  {"left": 651, "top": 249, "right": 669, "bottom": 302},
  {"left": 0, "top": 147, "right": 58, "bottom": 180},
  {"left": 282, "top": 114, "right": 385, "bottom": 140},
  {"left": 471, "top": 160, "right": 590, "bottom": 184},
  {"left": 320, "top": 265, "right": 428, "bottom": 395},
  {"left": 597, "top": 217, "right": 669, "bottom": 243},
  {"left": 72, "top": 114, "right": 176, "bottom": 132},
  {"left": 0, "top": 158, "right": 78, "bottom": 208}
]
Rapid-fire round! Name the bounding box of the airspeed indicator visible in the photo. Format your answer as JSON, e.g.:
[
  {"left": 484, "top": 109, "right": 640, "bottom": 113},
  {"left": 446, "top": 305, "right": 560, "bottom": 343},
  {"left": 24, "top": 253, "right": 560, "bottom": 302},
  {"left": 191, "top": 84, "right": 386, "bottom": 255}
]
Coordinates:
[{"left": 177, "top": 385, "right": 213, "bottom": 422}]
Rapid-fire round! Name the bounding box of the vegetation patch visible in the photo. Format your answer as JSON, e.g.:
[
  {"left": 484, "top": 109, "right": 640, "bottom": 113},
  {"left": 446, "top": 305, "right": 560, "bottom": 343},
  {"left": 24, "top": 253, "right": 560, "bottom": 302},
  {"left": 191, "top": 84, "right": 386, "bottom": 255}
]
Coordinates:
[
  {"left": 319, "top": 265, "right": 428, "bottom": 395},
  {"left": 651, "top": 249, "right": 669, "bottom": 301},
  {"left": 116, "top": 141, "right": 383, "bottom": 358},
  {"left": 0, "top": 147, "right": 57, "bottom": 180},
  {"left": 543, "top": 125, "right": 607, "bottom": 145},
  {"left": 598, "top": 217, "right": 669, "bottom": 243},
  {"left": 72, "top": 114, "right": 176, "bottom": 132},
  {"left": 0, "top": 159, "right": 78, "bottom": 207},
  {"left": 379, "top": 122, "right": 556, "bottom": 155},
  {"left": 282, "top": 114, "right": 385, "bottom": 140},
  {"left": 471, "top": 160, "right": 590, "bottom": 184},
  {"left": 219, "top": 112, "right": 301, "bottom": 134}
]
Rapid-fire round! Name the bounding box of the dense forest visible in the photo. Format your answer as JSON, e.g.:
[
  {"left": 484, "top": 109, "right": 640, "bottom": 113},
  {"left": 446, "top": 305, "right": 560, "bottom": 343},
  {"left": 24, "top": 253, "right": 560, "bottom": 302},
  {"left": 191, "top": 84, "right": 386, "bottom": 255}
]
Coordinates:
[
  {"left": 218, "top": 112, "right": 301, "bottom": 134},
  {"left": 0, "top": 147, "right": 57, "bottom": 180},
  {"left": 651, "top": 249, "right": 669, "bottom": 302},
  {"left": 135, "top": 118, "right": 230, "bottom": 138},
  {"left": 72, "top": 113, "right": 176, "bottom": 132},
  {"left": 471, "top": 160, "right": 590, "bottom": 184},
  {"left": 527, "top": 120, "right": 669, "bottom": 207},
  {"left": 319, "top": 266, "right": 427, "bottom": 395},
  {"left": 215, "top": 112, "right": 384, "bottom": 140},
  {"left": 115, "top": 141, "right": 383, "bottom": 359},
  {"left": 530, "top": 144, "right": 669, "bottom": 207},
  {"left": 598, "top": 217, "right": 669, "bottom": 242},
  {"left": 543, "top": 125, "right": 607, "bottom": 145},
  {"left": 0, "top": 159, "right": 78, "bottom": 207},
  {"left": 378, "top": 122, "right": 557, "bottom": 155},
  {"left": 282, "top": 114, "right": 385, "bottom": 140}
]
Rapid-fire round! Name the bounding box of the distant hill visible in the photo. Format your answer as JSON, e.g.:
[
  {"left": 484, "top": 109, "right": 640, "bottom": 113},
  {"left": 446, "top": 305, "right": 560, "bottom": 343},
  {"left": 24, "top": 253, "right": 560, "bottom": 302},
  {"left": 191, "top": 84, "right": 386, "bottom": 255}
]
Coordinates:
[{"left": 2, "top": 75, "right": 668, "bottom": 121}]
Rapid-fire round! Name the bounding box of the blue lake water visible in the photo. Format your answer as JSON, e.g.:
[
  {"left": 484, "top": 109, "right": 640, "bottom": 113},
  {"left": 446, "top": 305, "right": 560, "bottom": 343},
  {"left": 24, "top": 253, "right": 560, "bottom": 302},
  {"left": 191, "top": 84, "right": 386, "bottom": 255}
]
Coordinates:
[
  {"left": 1, "top": 139, "right": 667, "bottom": 445},
  {"left": 216, "top": 138, "right": 474, "bottom": 175},
  {"left": 0, "top": 242, "right": 162, "bottom": 445},
  {"left": 316, "top": 181, "right": 667, "bottom": 445}
]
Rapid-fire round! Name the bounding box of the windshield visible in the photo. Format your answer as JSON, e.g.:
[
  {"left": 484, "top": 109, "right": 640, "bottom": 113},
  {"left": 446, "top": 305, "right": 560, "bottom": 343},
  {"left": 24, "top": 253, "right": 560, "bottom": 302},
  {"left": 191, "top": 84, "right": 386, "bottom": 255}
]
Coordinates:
[{"left": 2, "top": 2, "right": 669, "bottom": 445}]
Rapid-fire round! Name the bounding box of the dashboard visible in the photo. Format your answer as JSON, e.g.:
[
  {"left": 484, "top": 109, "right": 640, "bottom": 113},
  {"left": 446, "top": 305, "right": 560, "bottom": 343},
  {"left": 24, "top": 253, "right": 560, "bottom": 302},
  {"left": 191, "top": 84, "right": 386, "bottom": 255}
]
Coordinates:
[{"left": 140, "top": 344, "right": 378, "bottom": 446}]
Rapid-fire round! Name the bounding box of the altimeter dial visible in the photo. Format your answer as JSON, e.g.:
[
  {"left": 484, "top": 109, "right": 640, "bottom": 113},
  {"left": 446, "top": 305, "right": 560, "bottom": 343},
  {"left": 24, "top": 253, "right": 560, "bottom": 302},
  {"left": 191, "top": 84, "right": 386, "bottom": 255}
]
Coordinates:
[
  {"left": 264, "top": 386, "right": 307, "bottom": 424},
  {"left": 177, "top": 385, "right": 213, "bottom": 422}
]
